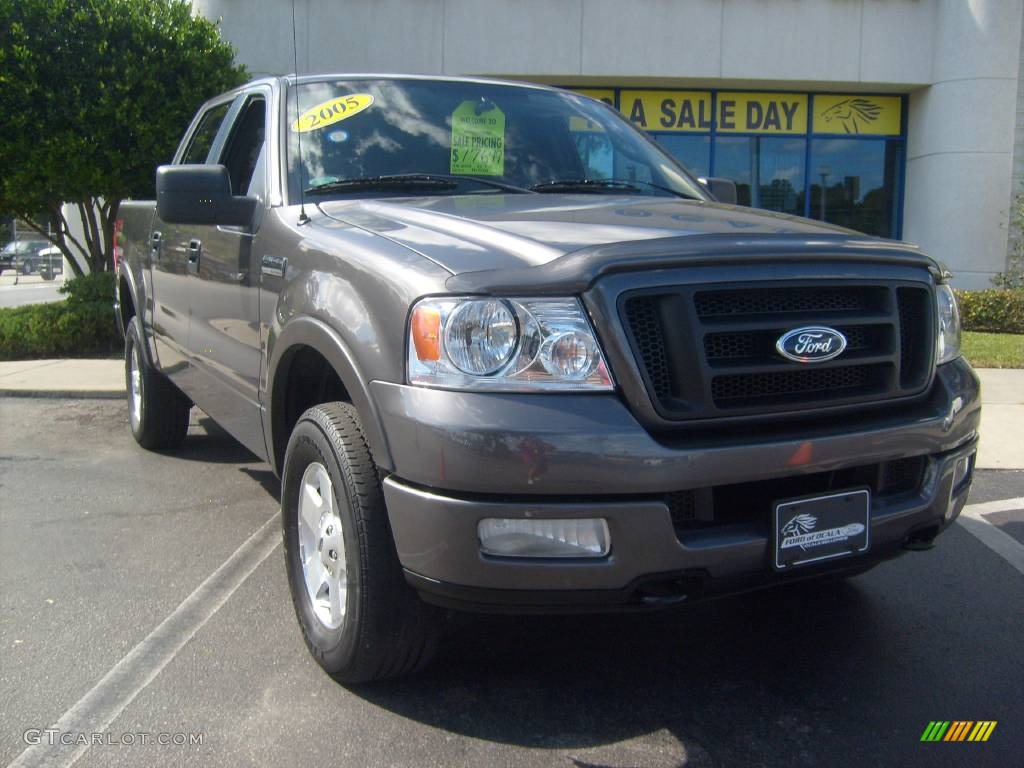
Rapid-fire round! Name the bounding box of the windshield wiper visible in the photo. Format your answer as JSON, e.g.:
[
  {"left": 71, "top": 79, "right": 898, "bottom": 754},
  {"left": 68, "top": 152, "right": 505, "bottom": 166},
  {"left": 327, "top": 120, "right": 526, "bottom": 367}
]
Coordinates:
[
  {"left": 529, "top": 178, "right": 697, "bottom": 199},
  {"left": 305, "top": 175, "right": 457, "bottom": 194},
  {"left": 305, "top": 173, "right": 533, "bottom": 195},
  {"left": 401, "top": 173, "right": 535, "bottom": 194}
]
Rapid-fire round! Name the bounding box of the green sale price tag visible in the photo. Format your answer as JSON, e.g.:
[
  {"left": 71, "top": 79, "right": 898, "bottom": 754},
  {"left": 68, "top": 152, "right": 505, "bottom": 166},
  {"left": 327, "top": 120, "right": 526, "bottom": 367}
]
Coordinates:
[{"left": 450, "top": 100, "right": 505, "bottom": 176}]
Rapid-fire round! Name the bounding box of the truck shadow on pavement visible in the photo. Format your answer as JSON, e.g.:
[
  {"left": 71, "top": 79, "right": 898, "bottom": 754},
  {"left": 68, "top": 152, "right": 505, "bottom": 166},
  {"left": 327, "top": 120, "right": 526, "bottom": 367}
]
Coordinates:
[
  {"left": 164, "top": 414, "right": 263, "bottom": 465},
  {"left": 352, "top": 581, "right": 888, "bottom": 764},
  {"left": 178, "top": 415, "right": 282, "bottom": 498}
]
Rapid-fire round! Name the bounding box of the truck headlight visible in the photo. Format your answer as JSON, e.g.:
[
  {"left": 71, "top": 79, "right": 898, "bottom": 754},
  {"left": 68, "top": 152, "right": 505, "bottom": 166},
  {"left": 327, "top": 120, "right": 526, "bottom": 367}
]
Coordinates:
[
  {"left": 935, "top": 284, "right": 962, "bottom": 365},
  {"left": 408, "top": 297, "right": 614, "bottom": 391}
]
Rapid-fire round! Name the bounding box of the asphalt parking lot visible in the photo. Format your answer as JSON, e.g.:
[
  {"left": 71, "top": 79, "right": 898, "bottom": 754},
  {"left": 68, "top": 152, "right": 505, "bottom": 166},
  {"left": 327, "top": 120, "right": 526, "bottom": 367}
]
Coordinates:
[{"left": 1, "top": 397, "right": 1022, "bottom": 768}]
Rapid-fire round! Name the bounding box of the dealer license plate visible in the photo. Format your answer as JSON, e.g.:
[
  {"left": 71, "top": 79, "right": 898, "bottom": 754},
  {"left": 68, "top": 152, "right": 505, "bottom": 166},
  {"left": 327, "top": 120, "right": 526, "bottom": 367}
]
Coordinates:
[{"left": 773, "top": 489, "right": 870, "bottom": 570}]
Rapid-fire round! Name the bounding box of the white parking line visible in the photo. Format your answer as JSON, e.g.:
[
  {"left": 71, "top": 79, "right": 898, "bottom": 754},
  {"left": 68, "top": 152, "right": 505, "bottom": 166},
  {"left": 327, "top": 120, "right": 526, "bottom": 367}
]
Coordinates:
[
  {"left": 957, "top": 497, "right": 1024, "bottom": 576},
  {"left": 9, "top": 514, "right": 282, "bottom": 768}
]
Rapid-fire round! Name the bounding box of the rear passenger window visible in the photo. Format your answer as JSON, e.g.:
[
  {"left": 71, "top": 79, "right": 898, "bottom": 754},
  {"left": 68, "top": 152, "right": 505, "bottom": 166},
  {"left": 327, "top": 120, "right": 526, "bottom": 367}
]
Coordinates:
[{"left": 181, "top": 102, "right": 231, "bottom": 164}]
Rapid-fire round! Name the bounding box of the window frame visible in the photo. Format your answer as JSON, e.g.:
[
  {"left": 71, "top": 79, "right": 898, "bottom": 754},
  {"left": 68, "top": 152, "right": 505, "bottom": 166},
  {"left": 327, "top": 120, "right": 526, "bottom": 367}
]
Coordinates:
[
  {"left": 173, "top": 93, "right": 238, "bottom": 166},
  {"left": 215, "top": 93, "right": 268, "bottom": 197}
]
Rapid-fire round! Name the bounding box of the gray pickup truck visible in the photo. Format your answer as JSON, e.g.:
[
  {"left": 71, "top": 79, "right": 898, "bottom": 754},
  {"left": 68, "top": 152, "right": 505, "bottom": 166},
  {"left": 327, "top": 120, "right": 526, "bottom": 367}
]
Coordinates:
[{"left": 117, "top": 74, "right": 980, "bottom": 682}]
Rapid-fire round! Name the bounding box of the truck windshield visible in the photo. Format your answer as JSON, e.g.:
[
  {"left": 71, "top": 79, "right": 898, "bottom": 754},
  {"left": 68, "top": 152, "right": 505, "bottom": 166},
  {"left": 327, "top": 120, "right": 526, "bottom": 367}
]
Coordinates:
[{"left": 285, "top": 78, "right": 707, "bottom": 203}]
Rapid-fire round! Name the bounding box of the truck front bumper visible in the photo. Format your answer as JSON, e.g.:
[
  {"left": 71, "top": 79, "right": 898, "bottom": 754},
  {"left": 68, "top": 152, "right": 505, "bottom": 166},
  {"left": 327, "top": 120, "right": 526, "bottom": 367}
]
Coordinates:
[{"left": 372, "top": 358, "right": 981, "bottom": 611}]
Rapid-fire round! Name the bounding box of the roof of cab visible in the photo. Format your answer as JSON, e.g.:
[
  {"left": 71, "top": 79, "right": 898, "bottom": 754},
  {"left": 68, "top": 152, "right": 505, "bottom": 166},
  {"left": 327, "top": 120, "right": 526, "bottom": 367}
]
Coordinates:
[{"left": 281, "top": 73, "right": 562, "bottom": 93}]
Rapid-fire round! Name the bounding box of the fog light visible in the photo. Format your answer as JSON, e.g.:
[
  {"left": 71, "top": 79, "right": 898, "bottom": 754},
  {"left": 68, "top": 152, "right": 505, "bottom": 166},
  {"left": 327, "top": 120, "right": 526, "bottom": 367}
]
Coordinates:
[{"left": 478, "top": 518, "right": 610, "bottom": 558}]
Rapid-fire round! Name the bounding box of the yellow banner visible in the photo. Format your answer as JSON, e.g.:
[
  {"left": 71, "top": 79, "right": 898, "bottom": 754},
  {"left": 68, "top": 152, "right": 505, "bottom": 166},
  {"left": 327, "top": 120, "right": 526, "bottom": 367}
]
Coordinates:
[
  {"left": 714, "top": 92, "right": 807, "bottom": 134},
  {"left": 814, "top": 94, "right": 902, "bottom": 136},
  {"left": 619, "top": 90, "right": 713, "bottom": 132},
  {"left": 572, "top": 88, "right": 902, "bottom": 137}
]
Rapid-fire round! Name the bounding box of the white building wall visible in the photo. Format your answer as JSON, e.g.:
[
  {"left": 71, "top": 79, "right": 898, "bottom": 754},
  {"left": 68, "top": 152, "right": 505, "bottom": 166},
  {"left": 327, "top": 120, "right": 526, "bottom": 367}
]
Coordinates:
[
  {"left": 1012, "top": 0, "right": 1024, "bottom": 268},
  {"left": 903, "top": 0, "right": 1022, "bottom": 288},
  {"left": 195, "top": 0, "right": 1024, "bottom": 287}
]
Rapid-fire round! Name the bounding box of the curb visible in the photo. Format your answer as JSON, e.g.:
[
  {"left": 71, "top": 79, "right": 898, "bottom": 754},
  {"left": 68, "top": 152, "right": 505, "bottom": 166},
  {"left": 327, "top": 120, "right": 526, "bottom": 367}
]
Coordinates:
[{"left": 0, "top": 389, "right": 125, "bottom": 400}]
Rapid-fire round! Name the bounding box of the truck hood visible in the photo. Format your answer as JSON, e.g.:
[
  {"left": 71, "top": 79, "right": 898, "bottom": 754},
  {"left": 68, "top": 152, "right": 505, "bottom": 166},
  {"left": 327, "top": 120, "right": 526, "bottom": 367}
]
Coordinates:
[{"left": 316, "top": 194, "right": 933, "bottom": 293}]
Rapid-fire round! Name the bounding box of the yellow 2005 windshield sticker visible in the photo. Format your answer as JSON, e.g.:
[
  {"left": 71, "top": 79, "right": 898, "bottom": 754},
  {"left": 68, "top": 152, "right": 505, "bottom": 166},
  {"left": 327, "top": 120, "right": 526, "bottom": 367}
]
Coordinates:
[
  {"left": 450, "top": 100, "right": 505, "bottom": 176},
  {"left": 291, "top": 94, "right": 374, "bottom": 133}
]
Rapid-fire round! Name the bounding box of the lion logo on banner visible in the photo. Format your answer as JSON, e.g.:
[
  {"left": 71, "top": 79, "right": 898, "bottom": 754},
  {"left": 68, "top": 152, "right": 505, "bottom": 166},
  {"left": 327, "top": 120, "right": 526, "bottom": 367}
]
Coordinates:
[{"left": 819, "top": 98, "right": 882, "bottom": 134}]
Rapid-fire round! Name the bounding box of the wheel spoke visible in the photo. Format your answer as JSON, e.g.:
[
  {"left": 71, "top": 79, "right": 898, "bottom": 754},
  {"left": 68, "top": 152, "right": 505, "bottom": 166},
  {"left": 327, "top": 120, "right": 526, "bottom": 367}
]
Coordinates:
[
  {"left": 299, "top": 482, "right": 322, "bottom": 535},
  {"left": 328, "top": 580, "right": 344, "bottom": 624},
  {"left": 315, "top": 466, "right": 333, "bottom": 513},
  {"left": 305, "top": 558, "right": 324, "bottom": 605}
]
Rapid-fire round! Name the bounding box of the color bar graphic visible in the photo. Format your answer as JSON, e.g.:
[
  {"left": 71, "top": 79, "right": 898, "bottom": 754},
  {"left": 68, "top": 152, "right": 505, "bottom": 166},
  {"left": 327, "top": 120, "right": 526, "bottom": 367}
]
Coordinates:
[
  {"left": 921, "top": 721, "right": 996, "bottom": 742},
  {"left": 921, "top": 721, "right": 950, "bottom": 742}
]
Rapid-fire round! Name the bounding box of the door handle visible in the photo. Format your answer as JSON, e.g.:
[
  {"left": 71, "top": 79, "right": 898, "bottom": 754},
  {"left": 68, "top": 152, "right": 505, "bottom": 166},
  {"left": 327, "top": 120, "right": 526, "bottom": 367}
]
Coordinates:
[
  {"left": 187, "top": 239, "right": 201, "bottom": 274},
  {"left": 150, "top": 231, "right": 162, "bottom": 260},
  {"left": 261, "top": 254, "right": 286, "bottom": 278}
]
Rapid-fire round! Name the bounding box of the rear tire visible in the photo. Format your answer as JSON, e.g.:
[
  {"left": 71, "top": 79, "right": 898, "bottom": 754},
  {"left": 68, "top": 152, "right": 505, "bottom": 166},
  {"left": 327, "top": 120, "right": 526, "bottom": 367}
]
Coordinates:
[
  {"left": 282, "top": 402, "right": 439, "bottom": 683},
  {"left": 125, "top": 316, "right": 191, "bottom": 449}
]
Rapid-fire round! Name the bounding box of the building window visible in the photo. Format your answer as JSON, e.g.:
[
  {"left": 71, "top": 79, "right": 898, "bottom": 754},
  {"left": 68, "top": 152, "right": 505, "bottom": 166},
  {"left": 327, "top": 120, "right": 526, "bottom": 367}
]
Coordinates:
[
  {"left": 710, "top": 136, "right": 806, "bottom": 216},
  {"left": 808, "top": 138, "right": 903, "bottom": 238},
  {"left": 569, "top": 88, "right": 906, "bottom": 238},
  {"left": 654, "top": 135, "right": 711, "bottom": 179}
]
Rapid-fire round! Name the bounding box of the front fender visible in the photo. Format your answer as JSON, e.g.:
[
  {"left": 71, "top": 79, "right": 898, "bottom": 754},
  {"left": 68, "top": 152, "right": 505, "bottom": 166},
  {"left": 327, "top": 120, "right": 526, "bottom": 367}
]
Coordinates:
[{"left": 264, "top": 315, "right": 393, "bottom": 475}]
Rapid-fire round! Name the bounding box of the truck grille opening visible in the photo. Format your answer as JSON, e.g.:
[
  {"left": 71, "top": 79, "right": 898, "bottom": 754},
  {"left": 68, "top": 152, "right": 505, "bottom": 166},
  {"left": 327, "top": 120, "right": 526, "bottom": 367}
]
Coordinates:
[
  {"left": 694, "top": 286, "right": 871, "bottom": 317},
  {"left": 623, "top": 295, "right": 671, "bottom": 399},
  {"left": 621, "top": 280, "right": 935, "bottom": 422},
  {"left": 710, "top": 364, "right": 882, "bottom": 407},
  {"left": 898, "top": 287, "right": 932, "bottom": 390},
  {"left": 667, "top": 456, "right": 927, "bottom": 538}
]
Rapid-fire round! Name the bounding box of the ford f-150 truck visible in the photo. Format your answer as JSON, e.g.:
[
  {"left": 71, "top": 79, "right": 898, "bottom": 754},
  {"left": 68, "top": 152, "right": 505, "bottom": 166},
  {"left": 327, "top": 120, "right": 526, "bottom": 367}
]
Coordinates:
[{"left": 116, "top": 75, "right": 980, "bottom": 682}]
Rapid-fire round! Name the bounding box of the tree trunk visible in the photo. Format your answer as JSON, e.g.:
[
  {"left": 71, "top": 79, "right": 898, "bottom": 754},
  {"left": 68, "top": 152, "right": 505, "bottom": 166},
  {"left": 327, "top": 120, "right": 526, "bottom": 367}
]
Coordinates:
[
  {"left": 17, "top": 208, "right": 85, "bottom": 278},
  {"left": 17, "top": 197, "right": 123, "bottom": 276}
]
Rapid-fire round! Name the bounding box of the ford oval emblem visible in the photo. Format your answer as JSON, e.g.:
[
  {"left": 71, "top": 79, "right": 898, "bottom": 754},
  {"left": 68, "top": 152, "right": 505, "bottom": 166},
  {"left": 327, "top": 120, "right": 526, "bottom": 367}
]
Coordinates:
[{"left": 776, "top": 326, "right": 848, "bottom": 363}]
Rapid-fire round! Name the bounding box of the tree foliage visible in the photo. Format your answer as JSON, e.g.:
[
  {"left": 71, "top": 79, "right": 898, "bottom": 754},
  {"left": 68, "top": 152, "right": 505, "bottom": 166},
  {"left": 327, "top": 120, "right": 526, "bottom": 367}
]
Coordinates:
[
  {"left": 0, "top": 0, "right": 247, "bottom": 274},
  {"left": 994, "top": 193, "right": 1024, "bottom": 289}
]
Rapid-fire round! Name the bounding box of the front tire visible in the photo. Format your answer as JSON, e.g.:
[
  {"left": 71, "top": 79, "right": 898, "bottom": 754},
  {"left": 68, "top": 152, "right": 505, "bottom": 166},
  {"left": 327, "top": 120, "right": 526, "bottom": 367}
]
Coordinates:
[
  {"left": 282, "top": 402, "right": 439, "bottom": 683},
  {"left": 124, "top": 316, "right": 191, "bottom": 449}
]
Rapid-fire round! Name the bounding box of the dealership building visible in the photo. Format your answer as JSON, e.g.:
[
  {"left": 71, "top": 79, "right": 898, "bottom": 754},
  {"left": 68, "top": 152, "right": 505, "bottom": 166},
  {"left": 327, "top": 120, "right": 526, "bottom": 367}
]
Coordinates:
[{"left": 195, "top": 0, "right": 1023, "bottom": 288}]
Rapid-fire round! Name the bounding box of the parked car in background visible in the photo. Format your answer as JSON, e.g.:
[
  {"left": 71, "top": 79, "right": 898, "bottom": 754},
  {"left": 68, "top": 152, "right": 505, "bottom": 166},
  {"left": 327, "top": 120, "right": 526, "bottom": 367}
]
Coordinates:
[
  {"left": 37, "top": 246, "right": 64, "bottom": 281},
  {"left": 0, "top": 239, "right": 51, "bottom": 274}
]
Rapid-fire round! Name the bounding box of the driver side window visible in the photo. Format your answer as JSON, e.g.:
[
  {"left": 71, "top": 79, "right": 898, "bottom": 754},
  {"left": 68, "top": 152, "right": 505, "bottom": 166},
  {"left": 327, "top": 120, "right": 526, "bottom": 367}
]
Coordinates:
[
  {"left": 218, "top": 96, "right": 266, "bottom": 195},
  {"left": 181, "top": 102, "right": 231, "bottom": 165}
]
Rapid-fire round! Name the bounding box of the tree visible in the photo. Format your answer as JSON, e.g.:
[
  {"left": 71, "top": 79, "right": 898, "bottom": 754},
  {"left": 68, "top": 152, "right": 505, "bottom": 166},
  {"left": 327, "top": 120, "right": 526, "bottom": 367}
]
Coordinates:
[
  {"left": 994, "top": 193, "right": 1024, "bottom": 289},
  {"left": 0, "top": 0, "right": 247, "bottom": 275}
]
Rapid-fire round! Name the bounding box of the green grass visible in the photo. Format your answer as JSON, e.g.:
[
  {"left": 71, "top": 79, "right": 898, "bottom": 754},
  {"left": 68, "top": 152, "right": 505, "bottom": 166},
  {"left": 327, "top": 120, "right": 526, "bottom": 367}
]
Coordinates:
[{"left": 962, "top": 331, "right": 1024, "bottom": 369}]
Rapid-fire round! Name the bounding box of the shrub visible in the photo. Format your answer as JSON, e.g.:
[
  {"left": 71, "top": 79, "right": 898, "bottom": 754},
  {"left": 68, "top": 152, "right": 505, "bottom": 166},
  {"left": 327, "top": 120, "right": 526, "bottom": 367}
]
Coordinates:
[
  {"left": 993, "top": 193, "right": 1024, "bottom": 289},
  {"left": 0, "top": 272, "right": 120, "bottom": 360},
  {"left": 954, "top": 288, "right": 1024, "bottom": 335},
  {"left": 60, "top": 270, "right": 116, "bottom": 306}
]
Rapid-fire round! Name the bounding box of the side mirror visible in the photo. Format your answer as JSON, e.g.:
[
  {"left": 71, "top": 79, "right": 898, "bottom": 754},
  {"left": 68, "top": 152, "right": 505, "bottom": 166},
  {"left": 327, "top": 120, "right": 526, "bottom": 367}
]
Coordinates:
[
  {"left": 156, "top": 164, "right": 257, "bottom": 227},
  {"left": 698, "top": 177, "right": 738, "bottom": 206}
]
